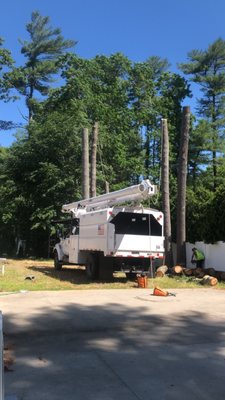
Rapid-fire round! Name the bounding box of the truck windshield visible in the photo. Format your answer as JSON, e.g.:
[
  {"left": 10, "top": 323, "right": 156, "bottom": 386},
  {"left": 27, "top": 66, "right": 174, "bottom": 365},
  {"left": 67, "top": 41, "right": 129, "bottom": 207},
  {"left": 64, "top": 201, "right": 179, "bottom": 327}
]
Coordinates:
[{"left": 110, "top": 212, "right": 162, "bottom": 236}]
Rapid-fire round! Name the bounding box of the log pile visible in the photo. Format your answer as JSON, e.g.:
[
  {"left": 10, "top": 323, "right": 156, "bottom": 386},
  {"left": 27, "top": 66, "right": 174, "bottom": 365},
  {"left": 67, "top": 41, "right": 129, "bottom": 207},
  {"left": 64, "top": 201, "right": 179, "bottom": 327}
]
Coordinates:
[{"left": 155, "top": 264, "right": 225, "bottom": 286}]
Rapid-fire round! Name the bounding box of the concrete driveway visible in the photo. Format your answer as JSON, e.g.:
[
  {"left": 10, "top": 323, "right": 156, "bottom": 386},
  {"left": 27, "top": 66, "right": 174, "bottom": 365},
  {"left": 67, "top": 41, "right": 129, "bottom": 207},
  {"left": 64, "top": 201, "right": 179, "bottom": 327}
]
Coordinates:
[{"left": 1, "top": 288, "right": 225, "bottom": 400}]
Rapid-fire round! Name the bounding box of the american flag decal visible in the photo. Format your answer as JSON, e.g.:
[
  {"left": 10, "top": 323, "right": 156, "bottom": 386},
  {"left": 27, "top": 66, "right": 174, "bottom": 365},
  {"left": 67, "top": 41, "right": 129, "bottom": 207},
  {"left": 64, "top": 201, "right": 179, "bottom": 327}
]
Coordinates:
[{"left": 98, "top": 224, "right": 104, "bottom": 235}]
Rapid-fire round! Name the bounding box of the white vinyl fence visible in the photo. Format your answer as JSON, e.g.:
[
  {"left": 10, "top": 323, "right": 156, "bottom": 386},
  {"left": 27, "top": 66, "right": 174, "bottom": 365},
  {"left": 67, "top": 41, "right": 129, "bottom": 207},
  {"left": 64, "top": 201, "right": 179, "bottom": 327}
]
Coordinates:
[
  {"left": 172, "top": 242, "right": 225, "bottom": 271},
  {"left": 186, "top": 241, "right": 225, "bottom": 271}
]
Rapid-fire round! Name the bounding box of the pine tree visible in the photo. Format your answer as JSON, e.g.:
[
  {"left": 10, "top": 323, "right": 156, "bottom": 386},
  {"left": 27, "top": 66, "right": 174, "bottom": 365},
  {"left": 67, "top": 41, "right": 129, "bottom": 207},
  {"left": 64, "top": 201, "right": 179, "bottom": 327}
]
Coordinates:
[
  {"left": 179, "top": 38, "right": 225, "bottom": 189},
  {"left": 4, "top": 11, "right": 76, "bottom": 122},
  {"left": 0, "top": 37, "right": 15, "bottom": 129}
]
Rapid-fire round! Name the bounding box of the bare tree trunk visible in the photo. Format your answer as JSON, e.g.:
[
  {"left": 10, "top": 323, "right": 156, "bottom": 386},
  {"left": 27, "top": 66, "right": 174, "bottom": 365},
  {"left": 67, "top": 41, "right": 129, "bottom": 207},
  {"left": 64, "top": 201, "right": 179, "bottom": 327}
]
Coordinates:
[
  {"left": 90, "top": 122, "right": 99, "bottom": 197},
  {"left": 161, "top": 118, "right": 173, "bottom": 267},
  {"left": 105, "top": 181, "right": 109, "bottom": 193},
  {"left": 176, "top": 106, "right": 191, "bottom": 266},
  {"left": 82, "top": 128, "right": 90, "bottom": 199}
]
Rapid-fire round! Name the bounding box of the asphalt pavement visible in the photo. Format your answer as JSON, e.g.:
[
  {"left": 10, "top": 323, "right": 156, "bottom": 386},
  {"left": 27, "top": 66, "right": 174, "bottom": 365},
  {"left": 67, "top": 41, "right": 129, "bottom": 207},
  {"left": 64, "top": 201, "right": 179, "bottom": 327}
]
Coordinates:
[{"left": 1, "top": 288, "right": 225, "bottom": 400}]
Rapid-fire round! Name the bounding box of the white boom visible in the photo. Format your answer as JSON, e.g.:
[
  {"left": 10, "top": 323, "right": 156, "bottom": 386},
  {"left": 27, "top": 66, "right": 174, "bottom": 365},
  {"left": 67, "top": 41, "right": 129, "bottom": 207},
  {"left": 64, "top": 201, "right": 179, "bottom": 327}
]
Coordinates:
[{"left": 62, "top": 179, "right": 157, "bottom": 215}]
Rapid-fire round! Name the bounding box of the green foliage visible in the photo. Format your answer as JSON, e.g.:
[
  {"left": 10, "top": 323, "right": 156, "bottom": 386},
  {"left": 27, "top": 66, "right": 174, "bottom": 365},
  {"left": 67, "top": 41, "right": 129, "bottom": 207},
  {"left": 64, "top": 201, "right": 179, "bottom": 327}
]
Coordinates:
[
  {"left": 48, "top": 53, "right": 144, "bottom": 190},
  {"left": 0, "top": 110, "right": 83, "bottom": 256},
  {"left": 179, "top": 38, "right": 225, "bottom": 187},
  {"left": 0, "top": 37, "right": 17, "bottom": 129},
  {"left": 187, "top": 178, "right": 225, "bottom": 244},
  {"left": 1, "top": 15, "right": 225, "bottom": 257},
  {"left": 186, "top": 186, "right": 213, "bottom": 242},
  {"left": 4, "top": 11, "right": 76, "bottom": 121}
]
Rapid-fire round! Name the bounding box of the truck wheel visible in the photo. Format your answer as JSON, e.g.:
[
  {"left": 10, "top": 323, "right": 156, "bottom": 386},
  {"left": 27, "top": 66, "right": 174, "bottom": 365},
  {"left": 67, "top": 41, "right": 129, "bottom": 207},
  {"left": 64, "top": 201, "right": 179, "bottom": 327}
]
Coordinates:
[
  {"left": 54, "top": 251, "right": 62, "bottom": 271},
  {"left": 86, "top": 254, "right": 99, "bottom": 280},
  {"left": 98, "top": 254, "right": 114, "bottom": 281},
  {"left": 125, "top": 272, "right": 137, "bottom": 281}
]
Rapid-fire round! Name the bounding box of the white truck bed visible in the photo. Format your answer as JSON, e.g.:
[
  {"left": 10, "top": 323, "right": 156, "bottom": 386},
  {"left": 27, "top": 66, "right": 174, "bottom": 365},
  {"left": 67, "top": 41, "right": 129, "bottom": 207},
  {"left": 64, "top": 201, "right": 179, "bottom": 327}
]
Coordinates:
[{"left": 77, "top": 206, "right": 164, "bottom": 259}]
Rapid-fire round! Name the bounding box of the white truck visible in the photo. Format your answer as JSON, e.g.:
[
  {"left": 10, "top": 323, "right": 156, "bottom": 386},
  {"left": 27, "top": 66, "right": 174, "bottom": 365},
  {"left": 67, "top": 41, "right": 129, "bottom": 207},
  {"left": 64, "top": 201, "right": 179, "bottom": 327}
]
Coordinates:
[{"left": 53, "top": 180, "right": 164, "bottom": 279}]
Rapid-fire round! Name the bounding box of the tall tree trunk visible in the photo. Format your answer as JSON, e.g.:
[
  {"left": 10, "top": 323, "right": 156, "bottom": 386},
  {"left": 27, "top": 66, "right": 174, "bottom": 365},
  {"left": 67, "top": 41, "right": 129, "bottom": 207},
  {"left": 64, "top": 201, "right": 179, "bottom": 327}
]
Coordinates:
[
  {"left": 90, "top": 121, "right": 99, "bottom": 197},
  {"left": 176, "top": 106, "right": 191, "bottom": 266},
  {"left": 105, "top": 181, "right": 109, "bottom": 193},
  {"left": 212, "top": 94, "right": 217, "bottom": 190},
  {"left": 161, "top": 119, "right": 173, "bottom": 267},
  {"left": 145, "top": 126, "right": 151, "bottom": 177},
  {"left": 82, "top": 128, "right": 90, "bottom": 199}
]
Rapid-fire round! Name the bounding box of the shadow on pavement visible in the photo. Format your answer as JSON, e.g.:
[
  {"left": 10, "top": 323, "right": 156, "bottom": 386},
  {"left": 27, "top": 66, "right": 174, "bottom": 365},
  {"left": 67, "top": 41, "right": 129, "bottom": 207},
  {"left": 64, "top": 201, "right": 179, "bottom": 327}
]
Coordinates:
[{"left": 3, "top": 294, "right": 225, "bottom": 400}]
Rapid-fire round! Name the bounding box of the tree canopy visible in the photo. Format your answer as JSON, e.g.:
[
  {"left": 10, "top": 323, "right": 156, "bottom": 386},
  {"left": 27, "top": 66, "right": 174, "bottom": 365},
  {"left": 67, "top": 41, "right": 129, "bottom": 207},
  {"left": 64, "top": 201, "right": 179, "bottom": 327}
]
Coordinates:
[
  {"left": 3, "top": 11, "right": 76, "bottom": 122},
  {"left": 0, "top": 15, "right": 225, "bottom": 256}
]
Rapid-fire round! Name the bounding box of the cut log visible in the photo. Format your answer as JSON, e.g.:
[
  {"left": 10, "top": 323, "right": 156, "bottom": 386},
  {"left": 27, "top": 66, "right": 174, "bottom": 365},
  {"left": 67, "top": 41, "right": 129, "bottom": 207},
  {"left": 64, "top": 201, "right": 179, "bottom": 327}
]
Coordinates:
[
  {"left": 171, "top": 265, "right": 183, "bottom": 275},
  {"left": 219, "top": 272, "right": 225, "bottom": 281},
  {"left": 155, "top": 270, "right": 165, "bottom": 278},
  {"left": 156, "top": 265, "right": 168, "bottom": 274},
  {"left": 201, "top": 275, "right": 218, "bottom": 286},
  {"left": 196, "top": 269, "right": 205, "bottom": 279},
  {"left": 183, "top": 268, "right": 194, "bottom": 277},
  {"left": 155, "top": 265, "right": 168, "bottom": 278},
  {"left": 193, "top": 267, "right": 205, "bottom": 278},
  {"left": 204, "top": 268, "right": 216, "bottom": 277},
  {"left": 215, "top": 271, "right": 222, "bottom": 281}
]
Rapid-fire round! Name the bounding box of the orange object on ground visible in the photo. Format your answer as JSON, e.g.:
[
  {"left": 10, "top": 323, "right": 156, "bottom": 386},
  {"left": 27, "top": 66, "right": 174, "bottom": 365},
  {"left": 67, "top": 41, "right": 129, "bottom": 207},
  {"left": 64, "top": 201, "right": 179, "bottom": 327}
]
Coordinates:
[
  {"left": 153, "top": 286, "right": 168, "bottom": 296},
  {"left": 137, "top": 275, "right": 148, "bottom": 288}
]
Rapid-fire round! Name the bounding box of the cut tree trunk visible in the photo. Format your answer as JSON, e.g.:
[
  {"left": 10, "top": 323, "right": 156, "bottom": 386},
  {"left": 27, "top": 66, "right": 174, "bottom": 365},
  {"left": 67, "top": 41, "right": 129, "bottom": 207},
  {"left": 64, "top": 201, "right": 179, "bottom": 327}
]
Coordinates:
[
  {"left": 183, "top": 268, "right": 194, "bottom": 277},
  {"left": 161, "top": 118, "right": 173, "bottom": 268},
  {"left": 219, "top": 272, "right": 225, "bottom": 281},
  {"left": 176, "top": 106, "right": 191, "bottom": 266},
  {"left": 193, "top": 268, "right": 205, "bottom": 278},
  {"left": 155, "top": 270, "right": 164, "bottom": 278},
  {"left": 90, "top": 121, "right": 99, "bottom": 198},
  {"left": 201, "top": 275, "right": 218, "bottom": 286},
  {"left": 155, "top": 265, "right": 168, "bottom": 277},
  {"left": 156, "top": 265, "right": 168, "bottom": 274},
  {"left": 82, "top": 128, "right": 90, "bottom": 199},
  {"left": 204, "top": 268, "right": 216, "bottom": 277},
  {"left": 171, "top": 265, "right": 183, "bottom": 275}
]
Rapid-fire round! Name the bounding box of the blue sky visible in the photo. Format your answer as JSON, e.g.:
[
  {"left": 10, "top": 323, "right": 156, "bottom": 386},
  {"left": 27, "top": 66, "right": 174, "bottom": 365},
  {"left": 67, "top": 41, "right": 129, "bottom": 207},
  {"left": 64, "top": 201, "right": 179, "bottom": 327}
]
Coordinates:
[{"left": 1, "top": 0, "right": 225, "bottom": 146}]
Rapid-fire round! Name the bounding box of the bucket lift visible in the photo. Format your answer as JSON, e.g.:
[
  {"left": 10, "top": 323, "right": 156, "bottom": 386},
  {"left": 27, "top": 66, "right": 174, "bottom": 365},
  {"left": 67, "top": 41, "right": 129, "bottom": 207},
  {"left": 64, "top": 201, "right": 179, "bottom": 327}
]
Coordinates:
[
  {"left": 62, "top": 179, "right": 157, "bottom": 216},
  {"left": 53, "top": 179, "right": 163, "bottom": 280}
]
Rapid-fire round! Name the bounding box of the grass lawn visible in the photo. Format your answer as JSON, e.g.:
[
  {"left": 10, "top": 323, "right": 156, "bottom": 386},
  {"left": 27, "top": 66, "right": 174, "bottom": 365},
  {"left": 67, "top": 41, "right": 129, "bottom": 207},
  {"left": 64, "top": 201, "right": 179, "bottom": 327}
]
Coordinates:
[{"left": 0, "top": 258, "right": 225, "bottom": 292}]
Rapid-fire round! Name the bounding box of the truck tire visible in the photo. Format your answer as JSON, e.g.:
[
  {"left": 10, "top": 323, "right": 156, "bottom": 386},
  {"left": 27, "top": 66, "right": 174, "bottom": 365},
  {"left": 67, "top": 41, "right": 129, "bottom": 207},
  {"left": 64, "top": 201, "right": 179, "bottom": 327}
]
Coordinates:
[
  {"left": 54, "top": 250, "right": 62, "bottom": 271},
  {"left": 125, "top": 271, "right": 137, "bottom": 281},
  {"left": 86, "top": 254, "right": 99, "bottom": 280},
  {"left": 98, "top": 254, "right": 114, "bottom": 281}
]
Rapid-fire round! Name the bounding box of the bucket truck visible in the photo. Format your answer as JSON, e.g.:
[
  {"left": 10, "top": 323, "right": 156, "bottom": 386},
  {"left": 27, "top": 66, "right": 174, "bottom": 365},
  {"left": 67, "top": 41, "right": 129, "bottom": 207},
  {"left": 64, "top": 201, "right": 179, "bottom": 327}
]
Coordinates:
[{"left": 53, "top": 180, "right": 164, "bottom": 279}]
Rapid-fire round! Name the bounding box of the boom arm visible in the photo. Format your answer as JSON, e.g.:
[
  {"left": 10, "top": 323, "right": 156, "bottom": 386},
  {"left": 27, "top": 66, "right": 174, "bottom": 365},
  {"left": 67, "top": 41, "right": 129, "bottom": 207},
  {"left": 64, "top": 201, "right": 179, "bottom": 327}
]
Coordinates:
[{"left": 62, "top": 180, "right": 157, "bottom": 215}]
